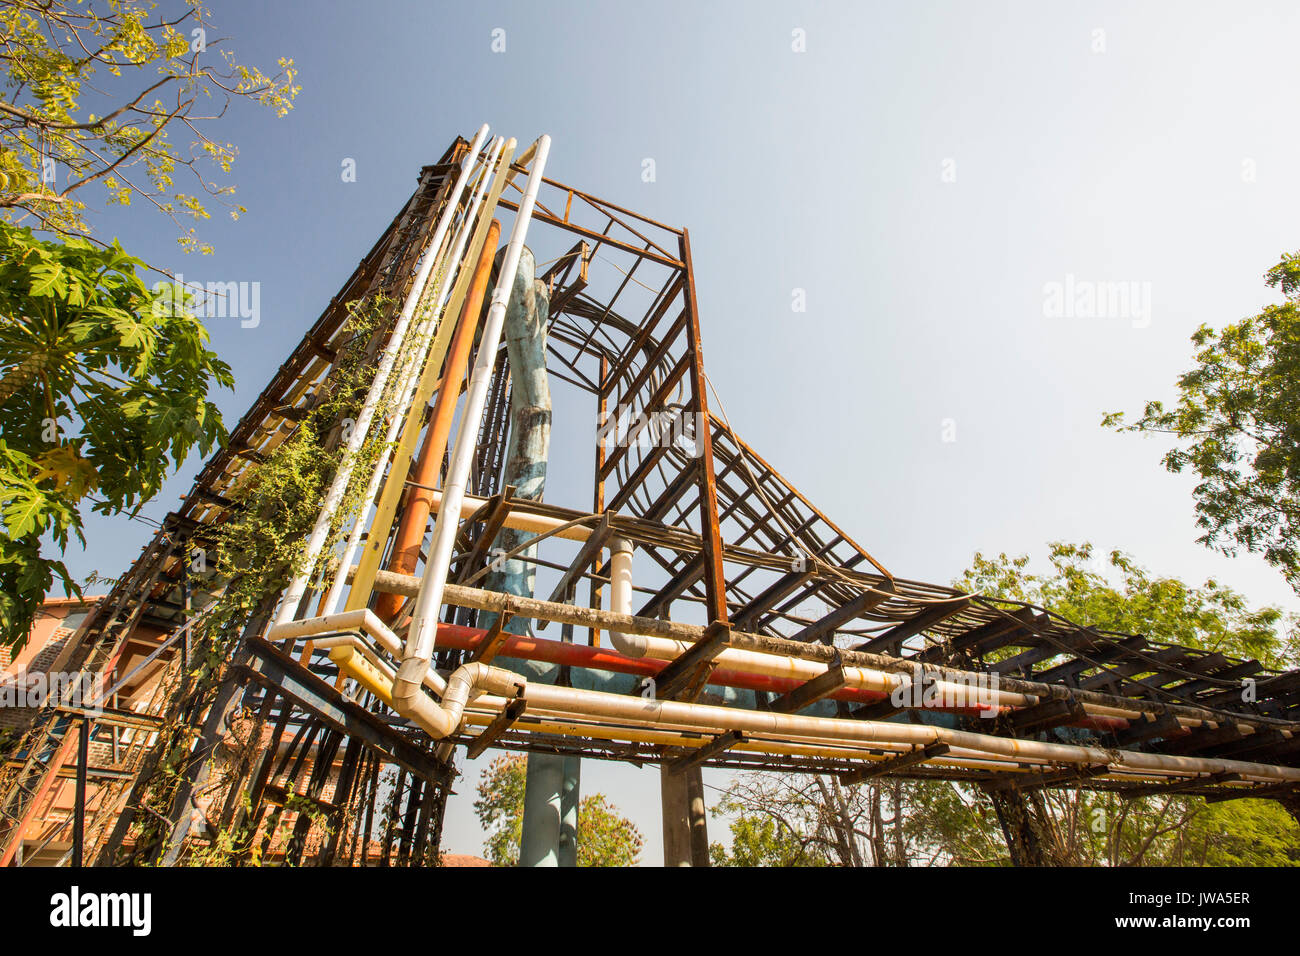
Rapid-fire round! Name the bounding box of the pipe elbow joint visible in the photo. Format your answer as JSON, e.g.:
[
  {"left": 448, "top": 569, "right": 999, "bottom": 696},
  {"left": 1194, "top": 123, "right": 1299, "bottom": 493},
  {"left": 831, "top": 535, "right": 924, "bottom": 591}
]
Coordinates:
[
  {"left": 607, "top": 536, "right": 645, "bottom": 656},
  {"left": 392, "top": 656, "right": 430, "bottom": 717},
  {"left": 608, "top": 629, "right": 648, "bottom": 658}
]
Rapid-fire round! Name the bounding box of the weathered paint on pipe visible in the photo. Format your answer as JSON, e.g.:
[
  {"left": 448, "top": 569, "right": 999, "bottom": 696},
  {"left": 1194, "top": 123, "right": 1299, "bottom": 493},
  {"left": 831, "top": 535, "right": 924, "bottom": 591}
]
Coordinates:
[
  {"left": 372, "top": 217, "right": 504, "bottom": 622},
  {"left": 398, "top": 135, "right": 552, "bottom": 705},
  {"left": 321, "top": 137, "right": 506, "bottom": 616},
  {"left": 481, "top": 243, "right": 570, "bottom": 868},
  {"left": 427, "top": 622, "right": 1130, "bottom": 726},
  {"left": 276, "top": 125, "right": 491, "bottom": 625}
]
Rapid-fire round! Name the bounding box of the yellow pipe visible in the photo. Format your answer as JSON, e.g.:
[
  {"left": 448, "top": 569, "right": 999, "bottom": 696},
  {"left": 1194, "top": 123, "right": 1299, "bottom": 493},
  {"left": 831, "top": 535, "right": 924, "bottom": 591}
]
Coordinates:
[
  {"left": 346, "top": 140, "right": 518, "bottom": 612},
  {"left": 317, "top": 623, "right": 1300, "bottom": 785},
  {"left": 455, "top": 711, "right": 1167, "bottom": 782},
  {"left": 329, "top": 645, "right": 395, "bottom": 708}
]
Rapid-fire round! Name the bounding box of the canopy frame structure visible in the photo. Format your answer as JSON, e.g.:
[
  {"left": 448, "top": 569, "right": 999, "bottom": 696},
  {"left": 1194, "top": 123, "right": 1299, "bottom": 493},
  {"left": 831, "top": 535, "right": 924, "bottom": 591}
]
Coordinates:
[{"left": 3, "top": 132, "right": 1297, "bottom": 869}]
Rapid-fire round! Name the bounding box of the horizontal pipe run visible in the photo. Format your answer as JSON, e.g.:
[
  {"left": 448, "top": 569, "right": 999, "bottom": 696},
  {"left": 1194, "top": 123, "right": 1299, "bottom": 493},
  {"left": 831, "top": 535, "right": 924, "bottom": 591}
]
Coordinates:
[
  {"left": 454, "top": 693, "right": 1227, "bottom": 786},
  {"left": 452, "top": 685, "right": 1289, "bottom": 787},
  {"left": 367, "top": 572, "right": 1202, "bottom": 729},
  {"left": 426, "top": 621, "right": 1131, "bottom": 726},
  {"left": 302, "top": 613, "right": 1299, "bottom": 788},
  {"left": 290, "top": 642, "right": 1295, "bottom": 792},
  {"left": 374, "top": 574, "right": 1097, "bottom": 723},
  {"left": 365, "top": 505, "right": 1298, "bottom": 734},
  {"left": 515, "top": 683, "right": 1300, "bottom": 785}
]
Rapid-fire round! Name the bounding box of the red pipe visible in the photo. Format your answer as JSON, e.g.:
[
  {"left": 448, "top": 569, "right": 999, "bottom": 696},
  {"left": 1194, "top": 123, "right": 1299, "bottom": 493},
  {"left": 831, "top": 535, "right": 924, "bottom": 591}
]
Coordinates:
[
  {"left": 375, "top": 218, "right": 502, "bottom": 622},
  {"left": 434, "top": 622, "right": 1130, "bottom": 729}
]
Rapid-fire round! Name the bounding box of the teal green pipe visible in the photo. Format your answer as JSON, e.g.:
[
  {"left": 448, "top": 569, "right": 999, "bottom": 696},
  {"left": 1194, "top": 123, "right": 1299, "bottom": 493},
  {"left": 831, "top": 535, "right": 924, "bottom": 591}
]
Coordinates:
[
  {"left": 477, "top": 245, "right": 574, "bottom": 867},
  {"left": 558, "top": 754, "right": 580, "bottom": 867}
]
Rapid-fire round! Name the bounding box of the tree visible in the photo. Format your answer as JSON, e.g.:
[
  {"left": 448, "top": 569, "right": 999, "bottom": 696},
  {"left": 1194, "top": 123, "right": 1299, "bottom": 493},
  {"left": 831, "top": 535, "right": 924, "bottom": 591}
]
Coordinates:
[
  {"left": 954, "top": 544, "right": 1300, "bottom": 866},
  {"left": 710, "top": 545, "right": 1300, "bottom": 866},
  {"left": 575, "top": 794, "right": 643, "bottom": 868},
  {"left": 710, "top": 772, "right": 896, "bottom": 867},
  {"left": 710, "top": 813, "right": 829, "bottom": 867},
  {"left": 472, "top": 754, "right": 644, "bottom": 867},
  {"left": 0, "top": 1, "right": 297, "bottom": 641},
  {"left": 956, "top": 542, "right": 1296, "bottom": 668},
  {"left": 1, "top": 0, "right": 298, "bottom": 250},
  {"left": 1104, "top": 251, "right": 1300, "bottom": 596},
  {"left": 0, "top": 223, "right": 230, "bottom": 642}
]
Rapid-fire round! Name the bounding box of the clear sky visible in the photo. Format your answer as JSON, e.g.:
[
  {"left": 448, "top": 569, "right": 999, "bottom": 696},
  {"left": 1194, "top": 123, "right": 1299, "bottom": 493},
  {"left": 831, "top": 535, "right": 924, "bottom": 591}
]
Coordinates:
[{"left": 60, "top": 0, "right": 1300, "bottom": 862}]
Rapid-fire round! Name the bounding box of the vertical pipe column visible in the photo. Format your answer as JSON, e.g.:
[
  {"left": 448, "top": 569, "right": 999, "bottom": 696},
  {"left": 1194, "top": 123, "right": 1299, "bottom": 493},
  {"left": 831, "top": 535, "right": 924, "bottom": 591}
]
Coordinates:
[
  {"left": 275, "top": 124, "right": 490, "bottom": 626},
  {"left": 320, "top": 137, "right": 505, "bottom": 615},
  {"left": 483, "top": 246, "right": 567, "bottom": 866},
  {"left": 344, "top": 140, "right": 516, "bottom": 615},
  {"left": 371, "top": 217, "right": 503, "bottom": 622},
  {"left": 396, "top": 135, "right": 552, "bottom": 701},
  {"left": 558, "top": 756, "right": 580, "bottom": 867}
]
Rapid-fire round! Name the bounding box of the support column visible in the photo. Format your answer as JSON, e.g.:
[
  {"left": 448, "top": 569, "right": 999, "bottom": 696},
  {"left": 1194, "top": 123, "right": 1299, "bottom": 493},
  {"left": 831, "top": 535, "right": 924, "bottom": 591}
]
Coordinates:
[
  {"left": 665, "top": 229, "right": 724, "bottom": 866},
  {"left": 661, "top": 764, "right": 709, "bottom": 866},
  {"left": 477, "top": 246, "right": 571, "bottom": 866},
  {"left": 558, "top": 754, "right": 580, "bottom": 867},
  {"left": 519, "top": 751, "right": 563, "bottom": 867}
]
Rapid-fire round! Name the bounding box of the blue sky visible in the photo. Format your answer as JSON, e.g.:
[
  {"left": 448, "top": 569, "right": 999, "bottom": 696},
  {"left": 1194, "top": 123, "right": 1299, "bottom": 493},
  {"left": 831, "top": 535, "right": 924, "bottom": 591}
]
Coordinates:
[{"left": 57, "top": 0, "right": 1300, "bottom": 861}]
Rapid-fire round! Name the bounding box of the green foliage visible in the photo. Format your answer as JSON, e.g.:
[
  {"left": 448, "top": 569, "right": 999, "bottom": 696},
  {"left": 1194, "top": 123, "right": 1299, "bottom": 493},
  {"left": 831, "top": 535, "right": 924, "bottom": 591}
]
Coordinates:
[
  {"left": 1105, "top": 251, "right": 1300, "bottom": 596},
  {"left": 472, "top": 753, "right": 644, "bottom": 867},
  {"left": 119, "top": 298, "right": 395, "bottom": 862},
  {"left": 710, "top": 545, "right": 1300, "bottom": 866},
  {"left": 710, "top": 813, "right": 830, "bottom": 867},
  {"left": 709, "top": 774, "right": 866, "bottom": 867},
  {"left": 956, "top": 541, "right": 1294, "bottom": 668},
  {"left": 901, "top": 779, "right": 1007, "bottom": 866},
  {"left": 0, "top": 220, "right": 231, "bottom": 642},
  {"left": 0, "top": 1, "right": 298, "bottom": 642},
  {"left": 576, "top": 794, "right": 643, "bottom": 868},
  {"left": 955, "top": 544, "right": 1300, "bottom": 867},
  {"left": 0, "top": 0, "right": 298, "bottom": 250},
  {"left": 1189, "top": 799, "right": 1300, "bottom": 866},
  {"left": 474, "top": 754, "right": 527, "bottom": 866},
  {"left": 199, "top": 296, "right": 389, "bottom": 629}
]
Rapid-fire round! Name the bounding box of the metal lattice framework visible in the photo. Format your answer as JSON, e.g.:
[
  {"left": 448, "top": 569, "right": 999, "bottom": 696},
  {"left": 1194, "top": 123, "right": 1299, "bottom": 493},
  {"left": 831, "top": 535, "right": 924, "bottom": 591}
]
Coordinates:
[{"left": 3, "top": 132, "right": 1297, "bottom": 868}]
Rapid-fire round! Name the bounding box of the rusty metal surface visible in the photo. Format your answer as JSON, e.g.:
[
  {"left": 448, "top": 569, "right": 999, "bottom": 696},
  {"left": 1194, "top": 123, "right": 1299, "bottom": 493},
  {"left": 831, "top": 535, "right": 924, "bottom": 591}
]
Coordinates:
[{"left": 7, "top": 135, "right": 1297, "bottom": 866}]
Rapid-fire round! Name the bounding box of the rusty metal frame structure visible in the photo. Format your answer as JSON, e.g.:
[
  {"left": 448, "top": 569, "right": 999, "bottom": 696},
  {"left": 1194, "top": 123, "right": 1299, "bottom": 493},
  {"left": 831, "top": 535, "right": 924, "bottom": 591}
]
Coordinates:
[{"left": 3, "top": 133, "right": 1298, "bottom": 867}]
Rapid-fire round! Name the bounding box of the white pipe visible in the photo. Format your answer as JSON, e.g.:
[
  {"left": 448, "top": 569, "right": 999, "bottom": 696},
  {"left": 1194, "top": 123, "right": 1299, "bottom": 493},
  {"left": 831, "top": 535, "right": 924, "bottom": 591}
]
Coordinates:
[
  {"left": 319, "top": 137, "right": 507, "bottom": 615},
  {"left": 598, "top": 540, "right": 1011, "bottom": 719},
  {"left": 517, "top": 683, "right": 1300, "bottom": 785},
  {"left": 275, "top": 598, "right": 1294, "bottom": 785},
  {"left": 315, "top": 285, "right": 441, "bottom": 615},
  {"left": 395, "top": 135, "right": 553, "bottom": 710},
  {"left": 309, "top": 635, "right": 453, "bottom": 699},
  {"left": 634, "top": 633, "right": 1022, "bottom": 711},
  {"left": 275, "top": 123, "right": 491, "bottom": 626},
  {"left": 422, "top": 488, "right": 594, "bottom": 541},
  {"left": 360, "top": 570, "right": 1218, "bottom": 727},
  {"left": 607, "top": 537, "right": 643, "bottom": 656},
  {"left": 266, "top": 608, "right": 445, "bottom": 695},
  {"left": 324, "top": 615, "right": 1300, "bottom": 785}
]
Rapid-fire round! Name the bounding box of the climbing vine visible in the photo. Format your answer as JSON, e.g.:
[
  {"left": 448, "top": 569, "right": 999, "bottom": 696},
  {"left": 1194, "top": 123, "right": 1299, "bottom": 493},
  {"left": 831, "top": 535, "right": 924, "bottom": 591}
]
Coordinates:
[{"left": 117, "top": 293, "right": 409, "bottom": 864}]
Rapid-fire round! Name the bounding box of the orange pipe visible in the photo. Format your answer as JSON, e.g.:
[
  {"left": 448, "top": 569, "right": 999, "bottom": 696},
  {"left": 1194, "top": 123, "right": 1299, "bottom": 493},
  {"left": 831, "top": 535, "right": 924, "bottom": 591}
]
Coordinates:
[{"left": 374, "top": 218, "right": 501, "bottom": 621}]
